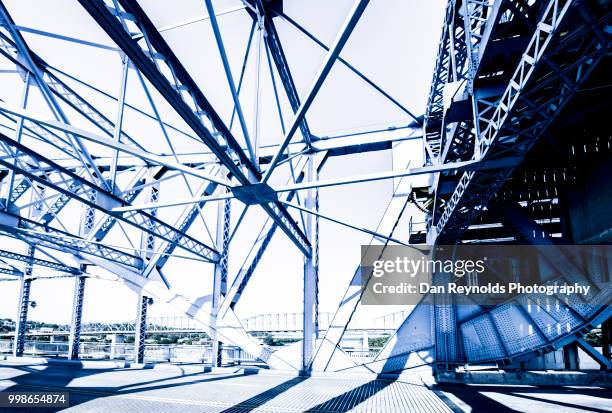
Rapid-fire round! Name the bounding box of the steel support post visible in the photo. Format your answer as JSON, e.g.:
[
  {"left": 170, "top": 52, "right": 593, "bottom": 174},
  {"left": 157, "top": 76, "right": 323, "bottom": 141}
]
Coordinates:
[
  {"left": 68, "top": 273, "right": 86, "bottom": 360},
  {"left": 211, "top": 191, "right": 231, "bottom": 367},
  {"left": 433, "top": 271, "right": 459, "bottom": 373},
  {"left": 134, "top": 294, "right": 151, "bottom": 364},
  {"left": 13, "top": 244, "right": 34, "bottom": 357},
  {"left": 302, "top": 156, "right": 319, "bottom": 372},
  {"left": 140, "top": 173, "right": 160, "bottom": 260},
  {"left": 563, "top": 342, "right": 580, "bottom": 370},
  {"left": 603, "top": 318, "right": 611, "bottom": 362}
]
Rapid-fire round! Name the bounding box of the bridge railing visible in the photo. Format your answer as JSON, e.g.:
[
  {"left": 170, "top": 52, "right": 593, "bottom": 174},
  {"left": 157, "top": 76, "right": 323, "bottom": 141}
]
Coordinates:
[
  {"left": 344, "top": 348, "right": 381, "bottom": 364},
  {"left": 0, "top": 340, "right": 257, "bottom": 364}
]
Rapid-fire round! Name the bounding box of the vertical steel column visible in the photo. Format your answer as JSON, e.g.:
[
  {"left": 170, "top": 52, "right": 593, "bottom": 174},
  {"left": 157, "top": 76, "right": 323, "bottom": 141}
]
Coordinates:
[
  {"left": 13, "top": 244, "right": 34, "bottom": 357},
  {"left": 563, "top": 342, "right": 580, "bottom": 370},
  {"left": 302, "top": 156, "right": 319, "bottom": 372},
  {"left": 212, "top": 189, "right": 231, "bottom": 367},
  {"left": 140, "top": 171, "right": 160, "bottom": 260},
  {"left": 433, "top": 270, "right": 460, "bottom": 373},
  {"left": 252, "top": 14, "right": 264, "bottom": 161},
  {"left": 68, "top": 273, "right": 86, "bottom": 360},
  {"left": 603, "top": 318, "right": 611, "bottom": 362},
  {"left": 134, "top": 294, "right": 151, "bottom": 364}
]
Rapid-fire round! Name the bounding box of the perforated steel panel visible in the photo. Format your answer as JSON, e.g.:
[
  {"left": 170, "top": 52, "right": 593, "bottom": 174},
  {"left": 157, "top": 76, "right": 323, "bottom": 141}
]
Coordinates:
[
  {"left": 490, "top": 303, "right": 546, "bottom": 355},
  {"left": 387, "top": 302, "right": 435, "bottom": 357},
  {"left": 461, "top": 315, "right": 505, "bottom": 362},
  {"left": 518, "top": 295, "right": 581, "bottom": 340}
]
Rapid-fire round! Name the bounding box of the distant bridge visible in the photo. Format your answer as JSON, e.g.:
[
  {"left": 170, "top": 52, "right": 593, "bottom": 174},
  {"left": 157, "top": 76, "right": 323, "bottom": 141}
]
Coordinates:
[{"left": 4, "top": 311, "right": 409, "bottom": 337}]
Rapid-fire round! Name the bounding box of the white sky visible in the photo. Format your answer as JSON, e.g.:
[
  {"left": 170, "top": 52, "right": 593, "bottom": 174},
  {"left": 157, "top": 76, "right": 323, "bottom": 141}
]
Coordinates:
[{"left": 0, "top": 0, "right": 445, "bottom": 325}]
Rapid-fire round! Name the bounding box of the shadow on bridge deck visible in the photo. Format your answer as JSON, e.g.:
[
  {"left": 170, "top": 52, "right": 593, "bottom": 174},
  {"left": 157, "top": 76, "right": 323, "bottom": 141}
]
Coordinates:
[{"left": 0, "top": 358, "right": 610, "bottom": 412}]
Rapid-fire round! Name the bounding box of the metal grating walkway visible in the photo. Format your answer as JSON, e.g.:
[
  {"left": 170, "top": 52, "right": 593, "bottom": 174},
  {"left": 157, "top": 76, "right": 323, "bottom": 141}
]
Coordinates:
[{"left": 0, "top": 361, "right": 452, "bottom": 412}]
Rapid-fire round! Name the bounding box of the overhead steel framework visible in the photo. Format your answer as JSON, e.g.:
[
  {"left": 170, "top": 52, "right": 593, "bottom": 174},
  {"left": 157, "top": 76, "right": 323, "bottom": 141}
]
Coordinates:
[{"left": 0, "top": 0, "right": 610, "bottom": 375}]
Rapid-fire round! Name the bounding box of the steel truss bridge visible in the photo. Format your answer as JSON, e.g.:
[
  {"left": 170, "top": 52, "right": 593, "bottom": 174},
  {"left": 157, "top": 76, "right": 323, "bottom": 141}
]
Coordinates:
[
  {"left": 0, "top": 0, "right": 610, "bottom": 376},
  {"left": 6, "top": 313, "right": 401, "bottom": 336}
]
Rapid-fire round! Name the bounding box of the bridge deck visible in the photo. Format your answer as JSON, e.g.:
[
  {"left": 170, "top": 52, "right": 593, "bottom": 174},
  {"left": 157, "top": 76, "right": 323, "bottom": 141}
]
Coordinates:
[
  {"left": 0, "top": 359, "right": 451, "bottom": 413},
  {"left": 1, "top": 359, "right": 610, "bottom": 412}
]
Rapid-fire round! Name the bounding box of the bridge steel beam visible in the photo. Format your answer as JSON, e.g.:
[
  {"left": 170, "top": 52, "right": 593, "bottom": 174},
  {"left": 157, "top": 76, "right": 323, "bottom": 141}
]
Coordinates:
[
  {"left": 12, "top": 244, "right": 34, "bottom": 357},
  {"left": 252, "top": 0, "right": 313, "bottom": 146},
  {"left": 0, "top": 2, "right": 109, "bottom": 190},
  {"left": 0, "top": 248, "right": 81, "bottom": 275},
  {"left": 85, "top": 254, "right": 299, "bottom": 370},
  {"left": 204, "top": 0, "right": 256, "bottom": 164},
  {"left": 432, "top": 0, "right": 609, "bottom": 244},
  {"left": 311, "top": 183, "right": 412, "bottom": 371},
  {"left": 0, "top": 68, "right": 30, "bottom": 212},
  {"left": 211, "top": 186, "right": 231, "bottom": 367},
  {"left": 0, "top": 131, "right": 219, "bottom": 263},
  {"left": 68, "top": 274, "right": 86, "bottom": 360},
  {"left": 576, "top": 337, "right": 612, "bottom": 371},
  {"left": 219, "top": 153, "right": 329, "bottom": 317},
  {"left": 0, "top": 209, "right": 143, "bottom": 269},
  {"left": 134, "top": 294, "right": 151, "bottom": 364},
  {"left": 144, "top": 176, "right": 220, "bottom": 276},
  {"left": 77, "top": 0, "right": 311, "bottom": 258},
  {"left": 302, "top": 156, "right": 319, "bottom": 371}
]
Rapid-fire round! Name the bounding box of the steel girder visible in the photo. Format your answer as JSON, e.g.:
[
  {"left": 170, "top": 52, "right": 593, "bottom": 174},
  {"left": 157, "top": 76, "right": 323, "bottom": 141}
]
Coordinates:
[
  {"left": 425, "top": 0, "right": 502, "bottom": 229},
  {"left": 145, "top": 178, "right": 220, "bottom": 275},
  {"left": 77, "top": 0, "right": 312, "bottom": 258},
  {"left": 134, "top": 294, "right": 150, "bottom": 364},
  {"left": 0, "top": 209, "right": 143, "bottom": 268},
  {"left": 0, "top": 248, "right": 81, "bottom": 275},
  {"left": 250, "top": 0, "right": 313, "bottom": 146},
  {"left": 432, "top": 0, "right": 610, "bottom": 243},
  {"left": 12, "top": 244, "right": 33, "bottom": 357},
  {"left": 219, "top": 153, "right": 328, "bottom": 316},
  {"left": 211, "top": 187, "right": 231, "bottom": 367},
  {"left": 423, "top": 0, "right": 468, "bottom": 163},
  {"left": 68, "top": 275, "right": 86, "bottom": 360},
  {"left": 0, "top": 267, "right": 21, "bottom": 277},
  {"left": 302, "top": 155, "right": 319, "bottom": 370},
  {"left": 0, "top": 132, "right": 219, "bottom": 263},
  {"left": 0, "top": 3, "right": 110, "bottom": 190},
  {"left": 85, "top": 254, "right": 299, "bottom": 370},
  {"left": 0, "top": 32, "right": 145, "bottom": 152}
]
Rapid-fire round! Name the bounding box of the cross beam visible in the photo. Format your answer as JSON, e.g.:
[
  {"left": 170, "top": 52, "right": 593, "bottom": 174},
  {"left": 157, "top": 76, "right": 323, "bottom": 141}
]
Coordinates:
[{"left": 77, "top": 0, "right": 311, "bottom": 257}]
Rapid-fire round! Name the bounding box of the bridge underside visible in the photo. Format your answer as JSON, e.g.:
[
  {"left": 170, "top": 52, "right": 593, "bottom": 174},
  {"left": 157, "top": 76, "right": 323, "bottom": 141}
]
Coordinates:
[{"left": 0, "top": 0, "right": 610, "bottom": 385}]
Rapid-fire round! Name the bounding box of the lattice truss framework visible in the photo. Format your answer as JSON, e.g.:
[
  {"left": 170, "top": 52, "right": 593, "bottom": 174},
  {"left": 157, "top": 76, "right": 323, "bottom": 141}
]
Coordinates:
[
  {"left": 0, "top": 0, "right": 426, "bottom": 370},
  {"left": 0, "top": 0, "right": 609, "bottom": 372}
]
